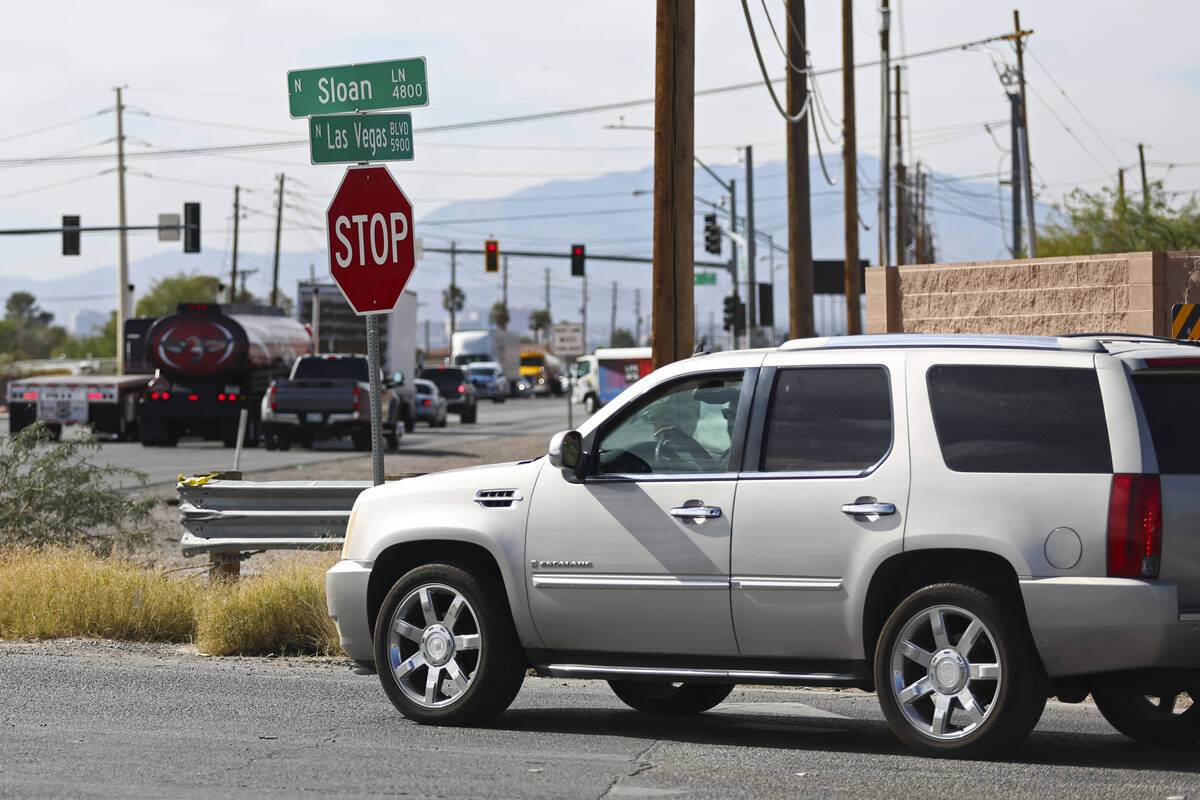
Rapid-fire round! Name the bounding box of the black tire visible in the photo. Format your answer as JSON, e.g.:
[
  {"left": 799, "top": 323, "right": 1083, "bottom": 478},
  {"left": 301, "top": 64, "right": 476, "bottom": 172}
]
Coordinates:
[
  {"left": 584, "top": 394, "right": 599, "bottom": 415},
  {"left": 437, "top": 415, "right": 448, "bottom": 428},
  {"left": 874, "top": 582, "right": 1048, "bottom": 758},
  {"left": 404, "top": 417, "right": 415, "bottom": 433},
  {"left": 385, "top": 431, "right": 400, "bottom": 451},
  {"left": 460, "top": 405, "right": 477, "bottom": 424},
  {"left": 608, "top": 681, "right": 734, "bottom": 715},
  {"left": 351, "top": 429, "right": 372, "bottom": 451},
  {"left": 373, "top": 562, "right": 525, "bottom": 726},
  {"left": 1092, "top": 683, "right": 1200, "bottom": 745}
]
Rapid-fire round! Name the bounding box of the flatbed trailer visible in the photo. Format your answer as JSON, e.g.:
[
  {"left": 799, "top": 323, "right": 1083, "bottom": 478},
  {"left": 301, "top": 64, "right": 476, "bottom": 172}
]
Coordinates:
[{"left": 6, "top": 373, "right": 149, "bottom": 441}]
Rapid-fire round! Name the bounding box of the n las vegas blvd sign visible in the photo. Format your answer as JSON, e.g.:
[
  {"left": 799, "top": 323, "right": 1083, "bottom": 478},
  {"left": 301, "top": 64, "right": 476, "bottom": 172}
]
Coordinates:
[{"left": 326, "top": 166, "right": 416, "bottom": 316}]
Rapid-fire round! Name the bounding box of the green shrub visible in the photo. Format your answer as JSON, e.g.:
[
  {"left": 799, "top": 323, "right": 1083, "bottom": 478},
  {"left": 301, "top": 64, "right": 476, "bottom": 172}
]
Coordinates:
[{"left": 0, "top": 423, "right": 153, "bottom": 553}]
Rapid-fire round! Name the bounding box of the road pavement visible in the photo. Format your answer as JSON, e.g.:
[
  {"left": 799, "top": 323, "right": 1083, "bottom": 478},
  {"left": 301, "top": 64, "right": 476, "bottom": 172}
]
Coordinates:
[{"left": 0, "top": 640, "right": 1196, "bottom": 799}]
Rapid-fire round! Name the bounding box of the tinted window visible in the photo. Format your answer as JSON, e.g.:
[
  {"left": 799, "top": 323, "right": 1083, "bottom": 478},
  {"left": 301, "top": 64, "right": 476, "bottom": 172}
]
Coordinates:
[
  {"left": 293, "top": 357, "right": 369, "bottom": 382},
  {"left": 420, "top": 368, "right": 466, "bottom": 394},
  {"left": 1133, "top": 372, "right": 1200, "bottom": 474},
  {"left": 596, "top": 373, "right": 743, "bottom": 475},
  {"left": 761, "top": 367, "right": 892, "bottom": 472},
  {"left": 928, "top": 365, "right": 1111, "bottom": 473}
]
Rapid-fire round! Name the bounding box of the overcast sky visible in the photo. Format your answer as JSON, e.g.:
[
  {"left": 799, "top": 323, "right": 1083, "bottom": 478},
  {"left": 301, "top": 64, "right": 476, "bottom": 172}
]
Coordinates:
[{"left": 3, "top": 0, "right": 1199, "bottom": 291}]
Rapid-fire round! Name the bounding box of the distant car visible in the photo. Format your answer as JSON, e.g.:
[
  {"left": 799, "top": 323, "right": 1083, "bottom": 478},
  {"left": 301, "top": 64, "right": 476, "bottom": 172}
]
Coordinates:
[
  {"left": 413, "top": 379, "right": 447, "bottom": 428},
  {"left": 466, "top": 362, "right": 509, "bottom": 403},
  {"left": 418, "top": 366, "right": 478, "bottom": 423}
]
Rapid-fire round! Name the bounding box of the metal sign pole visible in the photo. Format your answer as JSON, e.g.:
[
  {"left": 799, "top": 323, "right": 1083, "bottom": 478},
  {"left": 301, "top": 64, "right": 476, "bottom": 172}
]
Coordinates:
[
  {"left": 366, "top": 315, "right": 384, "bottom": 486},
  {"left": 566, "top": 356, "right": 574, "bottom": 430}
]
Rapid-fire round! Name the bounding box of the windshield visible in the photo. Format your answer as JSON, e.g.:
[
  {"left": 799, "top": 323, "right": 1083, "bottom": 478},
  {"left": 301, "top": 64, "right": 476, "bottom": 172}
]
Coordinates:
[
  {"left": 521, "top": 355, "right": 544, "bottom": 367},
  {"left": 467, "top": 366, "right": 497, "bottom": 378},
  {"left": 421, "top": 368, "right": 465, "bottom": 393}
]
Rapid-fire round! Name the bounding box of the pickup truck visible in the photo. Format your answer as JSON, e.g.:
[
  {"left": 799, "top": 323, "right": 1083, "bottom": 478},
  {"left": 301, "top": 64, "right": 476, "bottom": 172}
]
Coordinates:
[{"left": 260, "top": 354, "right": 409, "bottom": 451}]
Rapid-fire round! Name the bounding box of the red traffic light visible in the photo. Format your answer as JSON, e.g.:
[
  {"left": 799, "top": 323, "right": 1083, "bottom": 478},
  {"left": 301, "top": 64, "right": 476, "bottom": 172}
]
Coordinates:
[
  {"left": 485, "top": 239, "right": 500, "bottom": 272},
  {"left": 486, "top": 240, "right": 498, "bottom": 253}
]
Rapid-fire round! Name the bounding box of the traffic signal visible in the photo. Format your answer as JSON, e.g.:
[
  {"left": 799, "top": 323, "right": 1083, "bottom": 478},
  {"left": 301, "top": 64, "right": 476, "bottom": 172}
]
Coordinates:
[
  {"left": 735, "top": 301, "right": 746, "bottom": 334},
  {"left": 183, "top": 202, "right": 201, "bottom": 253},
  {"left": 722, "top": 294, "right": 737, "bottom": 332},
  {"left": 485, "top": 239, "right": 499, "bottom": 272},
  {"left": 570, "top": 243, "right": 585, "bottom": 277},
  {"left": 62, "top": 215, "right": 80, "bottom": 256},
  {"left": 758, "top": 282, "right": 774, "bottom": 327},
  {"left": 704, "top": 213, "right": 721, "bottom": 255}
]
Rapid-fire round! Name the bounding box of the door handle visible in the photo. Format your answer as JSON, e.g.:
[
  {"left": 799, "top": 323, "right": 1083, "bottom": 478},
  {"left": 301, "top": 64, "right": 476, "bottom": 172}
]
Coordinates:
[
  {"left": 670, "top": 505, "right": 722, "bottom": 520},
  {"left": 841, "top": 501, "right": 896, "bottom": 517}
]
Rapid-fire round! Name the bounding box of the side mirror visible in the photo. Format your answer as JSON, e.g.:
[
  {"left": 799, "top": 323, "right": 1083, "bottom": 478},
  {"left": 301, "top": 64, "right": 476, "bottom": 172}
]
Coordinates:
[
  {"left": 548, "top": 430, "right": 584, "bottom": 480},
  {"left": 391, "top": 371, "right": 404, "bottom": 387}
]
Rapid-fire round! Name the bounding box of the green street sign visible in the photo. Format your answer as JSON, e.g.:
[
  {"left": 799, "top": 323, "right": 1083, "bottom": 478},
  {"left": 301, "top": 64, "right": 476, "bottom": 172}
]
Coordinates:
[
  {"left": 288, "top": 57, "right": 428, "bottom": 118},
  {"left": 309, "top": 113, "right": 414, "bottom": 164},
  {"left": 694, "top": 272, "right": 718, "bottom": 285}
]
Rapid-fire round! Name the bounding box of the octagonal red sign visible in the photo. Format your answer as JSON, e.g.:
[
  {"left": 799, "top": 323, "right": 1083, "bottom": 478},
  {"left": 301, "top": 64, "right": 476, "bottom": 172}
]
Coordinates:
[{"left": 326, "top": 165, "right": 416, "bottom": 315}]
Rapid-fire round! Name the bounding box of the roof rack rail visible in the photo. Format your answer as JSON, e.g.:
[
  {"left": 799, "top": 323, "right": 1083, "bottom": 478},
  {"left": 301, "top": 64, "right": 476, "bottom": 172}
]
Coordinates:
[{"left": 1062, "top": 332, "right": 1200, "bottom": 347}]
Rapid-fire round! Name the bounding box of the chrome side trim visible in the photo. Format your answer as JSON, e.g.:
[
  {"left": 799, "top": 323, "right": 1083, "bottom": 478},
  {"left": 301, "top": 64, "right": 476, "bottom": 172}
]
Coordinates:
[
  {"left": 542, "top": 664, "right": 859, "bottom": 683},
  {"left": 531, "top": 574, "right": 728, "bottom": 590},
  {"left": 731, "top": 577, "right": 844, "bottom": 591},
  {"left": 474, "top": 489, "right": 524, "bottom": 509}
]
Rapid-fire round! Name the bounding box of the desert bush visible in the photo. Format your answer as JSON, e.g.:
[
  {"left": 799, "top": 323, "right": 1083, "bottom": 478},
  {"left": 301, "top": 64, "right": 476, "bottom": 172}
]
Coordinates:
[
  {"left": 0, "top": 422, "right": 153, "bottom": 553},
  {"left": 0, "top": 547, "right": 199, "bottom": 641},
  {"left": 195, "top": 554, "right": 342, "bottom": 656}
]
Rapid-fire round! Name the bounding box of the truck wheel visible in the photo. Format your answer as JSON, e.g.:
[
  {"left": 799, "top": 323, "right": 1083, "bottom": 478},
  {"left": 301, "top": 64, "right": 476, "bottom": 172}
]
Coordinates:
[
  {"left": 373, "top": 563, "right": 525, "bottom": 726},
  {"left": 608, "top": 681, "right": 733, "bottom": 715},
  {"left": 584, "top": 394, "right": 599, "bottom": 415},
  {"left": 1093, "top": 684, "right": 1200, "bottom": 745},
  {"left": 874, "top": 583, "right": 1047, "bottom": 758},
  {"left": 404, "top": 417, "right": 415, "bottom": 433},
  {"left": 351, "top": 429, "right": 372, "bottom": 451},
  {"left": 460, "top": 406, "right": 477, "bottom": 424},
  {"left": 385, "top": 430, "right": 400, "bottom": 451}
]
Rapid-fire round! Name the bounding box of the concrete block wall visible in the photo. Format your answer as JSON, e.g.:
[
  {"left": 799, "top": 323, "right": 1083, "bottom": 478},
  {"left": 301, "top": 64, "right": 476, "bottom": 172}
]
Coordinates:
[{"left": 865, "top": 251, "right": 1200, "bottom": 336}]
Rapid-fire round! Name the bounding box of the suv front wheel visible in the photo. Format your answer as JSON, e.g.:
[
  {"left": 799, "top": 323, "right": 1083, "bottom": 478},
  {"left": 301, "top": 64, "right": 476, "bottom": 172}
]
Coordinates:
[
  {"left": 874, "top": 583, "right": 1047, "bottom": 758},
  {"left": 374, "top": 563, "right": 525, "bottom": 726}
]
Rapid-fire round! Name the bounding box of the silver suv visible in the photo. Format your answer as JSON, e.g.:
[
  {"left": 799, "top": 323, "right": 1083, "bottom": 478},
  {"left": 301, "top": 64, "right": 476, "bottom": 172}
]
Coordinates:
[{"left": 327, "top": 334, "right": 1200, "bottom": 757}]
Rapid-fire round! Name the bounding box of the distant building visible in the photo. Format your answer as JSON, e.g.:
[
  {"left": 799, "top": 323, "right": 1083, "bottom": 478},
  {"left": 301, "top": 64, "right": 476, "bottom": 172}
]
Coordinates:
[{"left": 70, "top": 309, "right": 108, "bottom": 337}]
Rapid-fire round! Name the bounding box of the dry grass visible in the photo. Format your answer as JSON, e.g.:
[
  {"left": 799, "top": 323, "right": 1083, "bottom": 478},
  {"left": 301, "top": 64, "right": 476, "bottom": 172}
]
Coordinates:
[
  {"left": 0, "top": 548, "right": 343, "bottom": 657},
  {"left": 0, "top": 547, "right": 199, "bottom": 641},
  {"left": 195, "top": 553, "right": 342, "bottom": 657}
]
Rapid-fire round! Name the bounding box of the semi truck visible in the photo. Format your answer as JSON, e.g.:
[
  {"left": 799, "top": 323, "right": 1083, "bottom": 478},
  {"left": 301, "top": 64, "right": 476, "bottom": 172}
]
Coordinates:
[
  {"left": 138, "top": 303, "right": 312, "bottom": 447},
  {"left": 450, "top": 329, "right": 520, "bottom": 392},
  {"left": 571, "top": 346, "right": 653, "bottom": 414},
  {"left": 519, "top": 349, "right": 564, "bottom": 396}
]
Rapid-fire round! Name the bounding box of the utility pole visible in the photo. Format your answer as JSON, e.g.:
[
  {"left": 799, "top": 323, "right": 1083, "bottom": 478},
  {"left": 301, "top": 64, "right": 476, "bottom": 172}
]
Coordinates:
[
  {"left": 635, "top": 288, "right": 643, "bottom": 344},
  {"left": 894, "top": 65, "right": 906, "bottom": 265},
  {"left": 729, "top": 177, "right": 739, "bottom": 340},
  {"left": 449, "top": 241, "right": 457, "bottom": 336},
  {"left": 610, "top": 281, "right": 619, "bottom": 346},
  {"left": 745, "top": 145, "right": 757, "bottom": 333},
  {"left": 1010, "top": 93, "right": 1023, "bottom": 256},
  {"left": 502, "top": 253, "right": 509, "bottom": 309},
  {"left": 879, "top": 0, "right": 891, "bottom": 267},
  {"left": 544, "top": 267, "right": 551, "bottom": 322},
  {"left": 786, "top": 0, "right": 814, "bottom": 339},
  {"left": 272, "top": 173, "right": 285, "bottom": 309},
  {"left": 842, "top": 0, "right": 861, "bottom": 334},
  {"left": 424, "top": 319, "right": 430, "bottom": 354},
  {"left": 651, "top": 0, "right": 695, "bottom": 367},
  {"left": 581, "top": 272, "right": 589, "bottom": 349},
  {"left": 230, "top": 185, "right": 241, "bottom": 302},
  {"left": 1118, "top": 167, "right": 1126, "bottom": 203},
  {"left": 1138, "top": 142, "right": 1149, "bottom": 212},
  {"left": 1014, "top": 9, "right": 1036, "bottom": 257},
  {"left": 115, "top": 87, "right": 129, "bottom": 374}
]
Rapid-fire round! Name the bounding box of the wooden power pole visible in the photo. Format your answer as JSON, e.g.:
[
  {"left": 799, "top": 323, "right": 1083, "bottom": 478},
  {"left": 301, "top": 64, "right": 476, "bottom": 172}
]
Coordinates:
[
  {"left": 271, "top": 173, "right": 285, "bottom": 307},
  {"left": 1139, "top": 142, "right": 1149, "bottom": 212},
  {"left": 651, "top": 0, "right": 695, "bottom": 367},
  {"left": 842, "top": 0, "right": 861, "bottom": 334},
  {"left": 786, "top": 0, "right": 814, "bottom": 338},
  {"left": 230, "top": 185, "right": 240, "bottom": 302},
  {"left": 1014, "top": 9, "right": 1036, "bottom": 256},
  {"left": 114, "top": 87, "right": 129, "bottom": 374},
  {"left": 894, "top": 65, "right": 906, "bottom": 265}
]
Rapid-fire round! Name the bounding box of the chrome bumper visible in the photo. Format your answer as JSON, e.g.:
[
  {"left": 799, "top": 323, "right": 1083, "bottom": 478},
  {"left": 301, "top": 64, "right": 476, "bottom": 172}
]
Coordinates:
[
  {"left": 326, "top": 559, "right": 374, "bottom": 663},
  {"left": 1021, "top": 577, "right": 1200, "bottom": 676}
]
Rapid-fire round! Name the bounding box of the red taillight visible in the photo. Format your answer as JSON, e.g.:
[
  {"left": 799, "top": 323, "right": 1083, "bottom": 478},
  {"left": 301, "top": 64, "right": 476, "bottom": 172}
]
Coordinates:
[
  {"left": 422, "top": 398, "right": 431, "bottom": 406},
  {"left": 352, "top": 385, "right": 361, "bottom": 411},
  {"left": 162, "top": 391, "right": 170, "bottom": 400},
  {"left": 187, "top": 394, "right": 199, "bottom": 402},
  {"left": 151, "top": 392, "right": 160, "bottom": 400},
  {"left": 269, "top": 384, "right": 277, "bottom": 411},
  {"left": 1108, "top": 474, "right": 1162, "bottom": 578},
  {"left": 218, "top": 393, "right": 226, "bottom": 401},
  {"left": 23, "top": 391, "right": 37, "bottom": 400},
  {"left": 457, "top": 384, "right": 466, "bottom": 394},
  {"left": 229, "top": 393, "right": 237, "bottom": 402},
  {"left": 87, "top": 392, "right": 103, "bottom": 400}
]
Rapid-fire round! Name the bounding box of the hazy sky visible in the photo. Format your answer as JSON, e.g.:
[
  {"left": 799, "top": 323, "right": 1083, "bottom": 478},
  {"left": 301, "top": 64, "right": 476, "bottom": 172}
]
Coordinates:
[{"left": 3, "top": 0, "right": 1198, "bottom": 289}]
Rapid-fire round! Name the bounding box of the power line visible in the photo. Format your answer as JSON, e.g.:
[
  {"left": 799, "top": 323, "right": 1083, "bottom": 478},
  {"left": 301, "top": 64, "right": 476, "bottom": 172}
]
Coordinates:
[
  {"left": 1024, "top": 45, "right": 1122, "bottom": 166},
  {"left": 0, "top": 109, "right": 111, "bottom": 145}
]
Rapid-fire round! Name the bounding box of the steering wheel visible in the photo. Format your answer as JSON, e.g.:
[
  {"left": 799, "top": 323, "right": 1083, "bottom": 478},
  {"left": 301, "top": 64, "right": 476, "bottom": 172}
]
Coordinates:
[{"left": 653, "top": 425, "right": 710, "bottom": 467}]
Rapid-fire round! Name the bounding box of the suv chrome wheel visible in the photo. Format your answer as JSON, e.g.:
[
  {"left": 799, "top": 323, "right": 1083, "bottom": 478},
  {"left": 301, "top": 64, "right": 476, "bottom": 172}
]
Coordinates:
[
  {"left": 888, "top": 604, "right": 1000, "bottom": 740},
  {"left": 374, "top": 563, "right": 526, "bottom": 725},
  {"left": 386, "top": 583, "right": 481, "bottom": 709},
  {"left": 875, "top": 583, "right": 1047, "bottom": 757}
]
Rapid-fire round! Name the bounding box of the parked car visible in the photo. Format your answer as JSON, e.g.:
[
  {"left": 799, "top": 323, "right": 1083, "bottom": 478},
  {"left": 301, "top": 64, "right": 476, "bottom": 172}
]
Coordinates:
[
  {"left": 413, "top": 379, "right": 448, "bottom": 428},
  {"left": 466, "top": 362, "right": 509, "bottom": 403},
  {"left": 418, "top": 366, "right": 477, "bottom": 423},
  {"left": 328, "top": 333, "right": 1200, "bottom": 758}
]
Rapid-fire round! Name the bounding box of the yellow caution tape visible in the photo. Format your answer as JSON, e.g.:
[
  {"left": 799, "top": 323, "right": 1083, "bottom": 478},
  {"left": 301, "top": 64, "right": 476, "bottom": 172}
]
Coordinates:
[{"left": 178, "top": 473, "right": 217, "bottom": 487}]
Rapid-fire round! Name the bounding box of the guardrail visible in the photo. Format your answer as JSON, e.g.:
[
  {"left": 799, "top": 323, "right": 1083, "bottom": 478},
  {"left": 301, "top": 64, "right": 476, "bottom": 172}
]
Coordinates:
[{"left": 177, "top": 478, "right": 370, "bottom": 558}]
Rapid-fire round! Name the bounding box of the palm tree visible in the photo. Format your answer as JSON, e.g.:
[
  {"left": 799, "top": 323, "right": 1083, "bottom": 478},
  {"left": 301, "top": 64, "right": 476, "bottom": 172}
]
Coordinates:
[
  {"left": 490, "top": 301, "right": 510, "bottom": 330},
  {"left": 528, "top": 308, "right": 551, "bottom": 343}
]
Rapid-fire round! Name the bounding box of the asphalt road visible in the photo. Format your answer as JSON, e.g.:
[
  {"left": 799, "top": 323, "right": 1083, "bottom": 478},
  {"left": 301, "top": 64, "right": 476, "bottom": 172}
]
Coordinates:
[
  {"left": 0, "top": 640, "right": 1196, "bottom": 800},
  {"left": 2, "top": 394, "right": 579, "bottom": 487}
]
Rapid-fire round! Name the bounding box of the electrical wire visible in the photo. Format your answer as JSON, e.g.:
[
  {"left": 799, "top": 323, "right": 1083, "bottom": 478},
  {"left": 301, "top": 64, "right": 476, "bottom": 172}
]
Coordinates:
[
  {"left": 0, "top": 171, "right": 106, "bottom": 201},
  {"left": 1024, "top": 45, "right": 1123, "bottom": 166},
  {"left": 758, "top": 0, "right": 809, "bottom": 75},
  {"left": 1025, "top": 80, "right": 1111, "bottom": 175},
  {"left": 740, "top": 0, "right": 811, "bottom": 124},
  {"left": 0, "top": 109, "right": 111, "bottom": 144}
]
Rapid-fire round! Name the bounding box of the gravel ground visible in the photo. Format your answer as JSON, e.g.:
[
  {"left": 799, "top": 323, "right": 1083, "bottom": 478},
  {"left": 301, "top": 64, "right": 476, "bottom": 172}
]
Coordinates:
[{"left": 139, "top": 432, "right": 551, "bottom": 573}]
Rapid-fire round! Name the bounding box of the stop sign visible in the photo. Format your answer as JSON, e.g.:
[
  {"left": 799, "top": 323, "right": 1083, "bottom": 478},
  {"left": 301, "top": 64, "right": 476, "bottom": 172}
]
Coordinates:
[{"left": 326, "top": 165, "right": 416, "bottom": 315}]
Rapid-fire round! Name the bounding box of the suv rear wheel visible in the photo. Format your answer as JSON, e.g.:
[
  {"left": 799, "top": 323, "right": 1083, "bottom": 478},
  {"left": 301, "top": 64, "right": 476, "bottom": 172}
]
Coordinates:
[
  {"left": 1092, "top": 683, "right": 1200, "bottom": 745},
  {"left": 874, "top": 583, "right": 1047, "bottom": 758},
  {"left": 374, "top": 563, "right": 525, "bottom": 725},
  {"left": 608, "top": 681, "right": 733, "bottom": 715}
]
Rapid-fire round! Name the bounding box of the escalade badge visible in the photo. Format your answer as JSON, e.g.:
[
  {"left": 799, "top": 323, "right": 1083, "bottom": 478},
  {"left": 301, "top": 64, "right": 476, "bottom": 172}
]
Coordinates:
[{"left": 531, "top": 560, "right": 593, "bottom": 569}]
